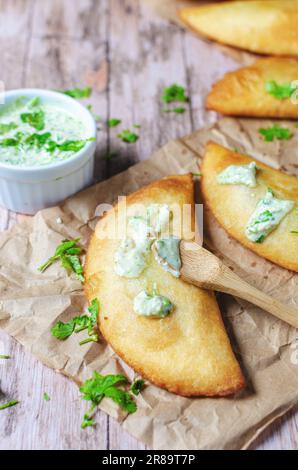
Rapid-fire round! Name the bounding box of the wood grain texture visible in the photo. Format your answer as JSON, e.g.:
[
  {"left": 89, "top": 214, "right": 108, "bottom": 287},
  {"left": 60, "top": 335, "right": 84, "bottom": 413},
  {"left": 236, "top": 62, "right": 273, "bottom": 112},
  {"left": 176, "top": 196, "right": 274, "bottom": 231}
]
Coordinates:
[{"left": 0, "top": 0, "right": 297, "bottom": 450}]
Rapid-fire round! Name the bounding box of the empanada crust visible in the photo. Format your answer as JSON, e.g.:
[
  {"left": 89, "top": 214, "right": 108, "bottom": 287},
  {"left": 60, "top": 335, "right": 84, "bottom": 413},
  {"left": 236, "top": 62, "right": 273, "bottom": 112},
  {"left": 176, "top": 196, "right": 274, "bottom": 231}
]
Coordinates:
[
  {"left": 179, "top": 1, "right": 298, "bottom": 56},
  {"left": 201, "top": 142, "right": 298, "bottom": 272},
  {"left": 85, "top": 174, "right": 245, "bottom": 397},
  {"left": 206, "top": 58, "right": 298, "bottom": 118}
]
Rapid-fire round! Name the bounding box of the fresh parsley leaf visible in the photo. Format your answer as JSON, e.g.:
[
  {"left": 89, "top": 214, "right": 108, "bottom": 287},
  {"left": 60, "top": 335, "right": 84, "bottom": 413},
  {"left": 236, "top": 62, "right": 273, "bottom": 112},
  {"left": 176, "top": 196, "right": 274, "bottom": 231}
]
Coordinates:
[
  {"left": 108, "top": 118, "right": 121, "bottom": 128},
  {"left": 61, "top": 87, "right": 92, "bottom": 99},
  {"left": 81, "top": 409, "right": 96, "bottom": 429},
  {"left": 259, "top": 124, "right": 293, "bottom": 142},
  {"left": 51, "top": 320, "right": 76, "bottom": 340},
  {"left": 38, "top": 238, "right": 84, "bottom": 281},
  {"left": 20, "top": 109, "right": 45, "bottom": 130},
  {"left": 51, "top": 298, "right": 99, "bottom": 344},
  {"left": 161, "top": 84, "right": 189, "bottom": 104},
  {"left": 25, "top": 132, "right": 51, "bottom": 148},
  {"left": 130, "top": 379, "right": 145, "bottom": 396},
  {"left": 104, "top": 386, "right": 137, "bottom": 413},
  {"left": 0, "top": 400, "right": 19, "bottom": 411},
  {"left": 0, "top": 355, "right": 10, "bottom": 359},
  {"left": 162, "top": 107, "right": 186, "bottom": 114},
  {"left": 0, "top": 122, "right": 18, "bottom": 134},
  {"left": 46, "top": 138, "right": 95, "bottom": 154},
  {"left": 43, "top": 392, "right": 50, "bottom": 402},
  {"left": 117, "top": 130, "right": 139, "bottom": 143},
  {"left": 0, "top": 137, "right": 19, "bottom": 147},
  {"left": 265, "top": 80, "right": 297, "bottom": 100}
]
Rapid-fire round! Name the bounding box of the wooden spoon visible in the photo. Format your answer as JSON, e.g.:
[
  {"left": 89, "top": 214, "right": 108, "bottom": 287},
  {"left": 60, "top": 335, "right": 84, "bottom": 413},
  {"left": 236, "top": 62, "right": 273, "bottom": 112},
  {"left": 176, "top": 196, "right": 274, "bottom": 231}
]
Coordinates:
[{"left": 180, "top": 240, "right": 298, "bottom": 329}]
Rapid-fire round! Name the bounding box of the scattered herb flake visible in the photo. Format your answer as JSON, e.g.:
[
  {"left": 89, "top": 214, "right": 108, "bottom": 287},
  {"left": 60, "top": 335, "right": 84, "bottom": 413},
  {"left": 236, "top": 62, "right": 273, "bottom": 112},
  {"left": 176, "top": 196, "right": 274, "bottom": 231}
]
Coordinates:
[
  {"left": 20, "top": 109, "right": 45, "bottom": 130},
  {"left": 108, "top": 118, "right": 121, "bottom": 128},
  {"left": 192, "top": 172, "right": 201, "bottom": 177},
  {"left": 290, "top": 230, "right": 298, "bottom": 234},
  {"left": 0, "top": 400, "right": 19, "bottom": 411},
  {"left": 265, "top": 80, "right": 297, "bottom": 100},
  {"left": 162, "top": 107, "right": 186, "bottom": 114},
  {"left": 130, "top": 379, "right": 145, "bottom": 396},
  {"left": 117, "top": 129, "right": 139, "bottom": 143},
  {"left": 51, "top": 298, "right": 99, "bottom": 345},
  {"left": 61, "top": 87, "right": 92, "bottom": 99},
  {"left": 43, "top": 392, "right": 50, "bottom": 402},
  {"left": 0, "top": 355, "right": 10, "bottom": 359},
  {"left": 38, "top": 238, "right": 84, "bottom": 282},
  {"left": 259, "top": 124, "right": 293, "bottom": 142},
  {"left": 161, "top": 84, "right": 189, "bottom": 104},
  {"left": 80, "top": 372, "right": 137, "bottom": 428}
]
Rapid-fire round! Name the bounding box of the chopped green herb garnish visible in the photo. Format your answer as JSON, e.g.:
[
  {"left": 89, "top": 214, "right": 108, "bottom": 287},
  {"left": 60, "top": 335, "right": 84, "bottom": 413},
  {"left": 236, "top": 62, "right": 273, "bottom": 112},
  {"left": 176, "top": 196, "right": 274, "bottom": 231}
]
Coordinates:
[
  {"left": 47, "top": 138, "right": 95, "bottom": 154},
  {"left": 61, "top": 87, "right": 92, "bottom": 99},
  {"left": 290, "top": 230, "right": 298, "bottom": 234},
  {"left": 117, "top": 129, "right": 139, "bottom": 143},
  {"left": 38, "top": 238, "right": 84, "bottom": 282},
  {"left": 162, "top": 107, "right": 186, "bottom": 114},
  {"left": 0, "top": 400, "right": 19, "bottom": 411},
  {"left": 192, "top": 172, "right": 201, "bottom": 177},
  {"left": 0, "top": 137, "right": 19, "bottom": 147},
  {"left": 161, "top": 84, "right": 189, "bottom": 104},
  {"left": 80, "top": 371, "right": 137, "bottom": 428},
  {"left": 265, "top": 80, "right": 297, "bottom": 100},
  {"left": 255, "top": 235, "right": 265, "bottom": 243},
  {"left": 26, "top": 132, "right": 51, "bottom": 148},
  {"left": 51, "top": 298, "right": 99, "bottom": 344},
  {"left": 130, "top": 379, "right": 145, "bottom": 396},
  {"left": 43, "top": 392, "right": 50, "bottom": 401},
  {"left": 20, "top": 109, "right": 45, "bottom": 130},
  {"left": 133, "top": 124, "right": 141, "bottom": 128},
  {"left": 259, "top": 124, "right": 293, "bottom": 142},
  {"left": 0, "top": 122, "right": 18, "bottom": 134},
  {"left": 108, "top": 118, "right": 121, "bottom": 128},
  {"left": 0, "top": 355, "right": 10, "bottom": 359}
]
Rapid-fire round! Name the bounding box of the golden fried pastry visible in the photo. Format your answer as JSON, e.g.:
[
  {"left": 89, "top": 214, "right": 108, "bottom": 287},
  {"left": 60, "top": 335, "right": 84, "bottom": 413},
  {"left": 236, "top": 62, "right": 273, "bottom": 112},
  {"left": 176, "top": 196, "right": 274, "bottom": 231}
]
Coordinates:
[
  {"left": 201, "top": 142, "right": 298, "bottom": 272},
  {"left": 85, "top": 174, "right": 245, "bottom": 396},
  {"left": 206, "top": 58, "right": 298, "bottom": 118},
  {"left": 179, "top": 1, "right": 298, "bottom": 56}
]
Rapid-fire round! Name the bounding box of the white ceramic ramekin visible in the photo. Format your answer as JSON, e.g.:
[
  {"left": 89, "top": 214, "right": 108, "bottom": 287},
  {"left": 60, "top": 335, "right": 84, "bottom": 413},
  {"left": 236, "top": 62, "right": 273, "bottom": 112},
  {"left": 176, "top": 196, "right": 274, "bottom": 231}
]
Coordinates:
[{"left": 0, "top": 89, "right": 97, "bottom": 214}]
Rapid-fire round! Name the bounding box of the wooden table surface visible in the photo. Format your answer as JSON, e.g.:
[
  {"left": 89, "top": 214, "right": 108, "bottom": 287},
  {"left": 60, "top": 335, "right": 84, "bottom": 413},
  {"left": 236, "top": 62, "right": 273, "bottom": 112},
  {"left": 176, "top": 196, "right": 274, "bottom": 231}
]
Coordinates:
[{"left": 0, "top": 0, "right": 297, "bottom": 451}]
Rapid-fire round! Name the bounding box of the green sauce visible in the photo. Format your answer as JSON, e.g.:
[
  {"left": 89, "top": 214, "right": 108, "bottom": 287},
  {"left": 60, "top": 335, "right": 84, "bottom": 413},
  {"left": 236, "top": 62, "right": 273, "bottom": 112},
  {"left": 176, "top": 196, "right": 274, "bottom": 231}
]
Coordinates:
[
  {"left": 133, "top": 290, "right": 173, "bottom": 318},
  {"left": 153, "top": 237, "right": 181, "bottom": 278},
  {"left": 217, "top": 162, "right": 257, "bottom": 187},
  {"left": 245, "top": 189, "right": 294, "bottom": 243},
  {"left": 0, "top": 97, "right": 90, "bottom": 166}
]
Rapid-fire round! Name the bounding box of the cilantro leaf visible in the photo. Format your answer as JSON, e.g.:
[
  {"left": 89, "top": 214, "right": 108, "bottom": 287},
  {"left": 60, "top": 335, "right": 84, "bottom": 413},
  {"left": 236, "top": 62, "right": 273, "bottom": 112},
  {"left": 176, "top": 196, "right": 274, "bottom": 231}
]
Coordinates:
[
  {"left": 117, "top": 129, "right": 139, "bottom": 143},
  {"left": 162, "top": 107, "right": 186, "bottom": 114},
  {"left": 46, "top": 138, "right": 95, "bottom": 154},
  {"left": 20, "top": 109, "right": 45, "bottom": 130},
  {"left": 0, "top": 400, "right": 19, "bottom": 411},
  {"left": 259, "top": 124, "right": 293, "bottom": 142},
  {"left": 61, "top": 87, "right": 92, "bottom": 99},
  {"left": 38, "top": 238, "right": 84, "bottom": 282},
  {"left": 43, "top": 392, "right": 50, "bottom": 401},
  {"left": 104, "top": 386, "right": 137, "bottom": 413},
  {"left": 130, "top": 379, "right": 145, "bottom": 396},
  {"left": 0, "top": 122, "right": 18, "bottom": 134},
  {"left": 81, "top": 410, "right": 96, "bottom": 429},
  {"left": 161, "top": 84, "right": 189, "bottom": 104},
  {"left": 108, "top": 118, "right": 121, "bottom": 128},
  {"left": 25, "top": 132, "right": 51, "bottom": 148},
  {"left": 0, "top": 137, "right": 19, "bottom": 147},
  {"left": 265, "top": 80, "right": 297, "bottom": 100},
  {"left": 51, "top": 320, "right": 75, "bottom": 340},
  {"left": 51, "top": 298, "right": 99, "bottom": 344}
]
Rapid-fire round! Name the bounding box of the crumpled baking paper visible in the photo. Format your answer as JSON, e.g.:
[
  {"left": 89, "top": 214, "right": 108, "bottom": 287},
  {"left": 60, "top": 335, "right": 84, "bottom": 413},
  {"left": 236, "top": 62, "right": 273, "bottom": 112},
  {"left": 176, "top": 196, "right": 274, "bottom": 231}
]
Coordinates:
[{"left": 1, "top": 117, "right": 298, "bottom": 450}]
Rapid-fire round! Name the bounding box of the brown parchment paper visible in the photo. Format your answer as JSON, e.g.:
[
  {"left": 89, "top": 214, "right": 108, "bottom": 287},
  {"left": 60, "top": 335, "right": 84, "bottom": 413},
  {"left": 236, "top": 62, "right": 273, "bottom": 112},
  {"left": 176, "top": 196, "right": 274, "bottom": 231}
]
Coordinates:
[
  {"left": 1, "top": 117, "right": 298, "bottom": 450},
  {"left": 142, "top": 0, "right": 258, "bottom": 65}
]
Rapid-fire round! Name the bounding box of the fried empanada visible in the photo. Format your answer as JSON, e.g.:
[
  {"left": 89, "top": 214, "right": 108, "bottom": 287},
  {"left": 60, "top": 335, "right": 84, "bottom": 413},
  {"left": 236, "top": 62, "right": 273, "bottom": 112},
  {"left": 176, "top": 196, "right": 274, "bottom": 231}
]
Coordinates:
[
  {"left": 206, "top": 58, "right": 298, "bottom": 118},
  {"left": 179, "top": 1, "right": 298, "bottom": 56},
  {"left": 201, "top": 142, "right": 298, "bottom": 272},
  {"left": 85, "top": 174, "right": 245, "bottom": 397}
]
